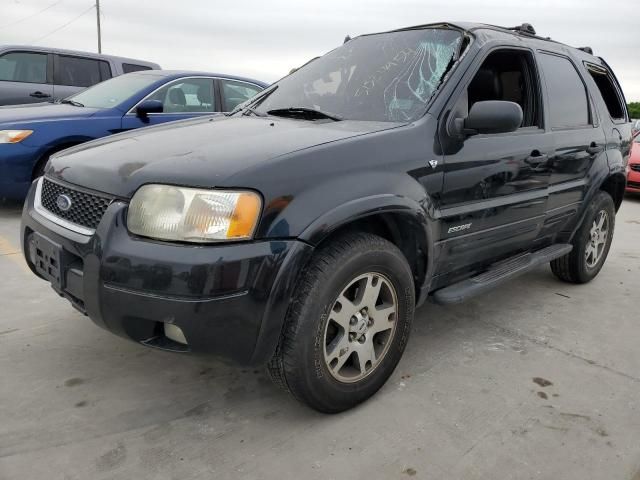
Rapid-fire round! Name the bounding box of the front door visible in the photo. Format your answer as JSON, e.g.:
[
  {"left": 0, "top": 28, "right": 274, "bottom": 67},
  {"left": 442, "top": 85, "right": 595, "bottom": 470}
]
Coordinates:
[
  {"left": 121, "top": 77, "right": 218, "bottom": 130},
  {"left": 436, "top": 48, "right": 552, "bottom": 276}
]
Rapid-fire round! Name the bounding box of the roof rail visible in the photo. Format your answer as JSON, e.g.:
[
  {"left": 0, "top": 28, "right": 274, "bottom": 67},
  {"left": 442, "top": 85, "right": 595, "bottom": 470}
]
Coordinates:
[
  {"left": 508, "top": 23, "right": 536, "bottom": 35},
  {"left": 578, "top": 46, "right": 593, "bottom": 55}
]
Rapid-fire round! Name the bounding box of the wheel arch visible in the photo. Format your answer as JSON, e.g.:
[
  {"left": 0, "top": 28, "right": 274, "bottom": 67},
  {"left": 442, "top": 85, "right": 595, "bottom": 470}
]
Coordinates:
[
  {"left": 32, "top": 137, "right": 94, "bottom": 179},
  {"left": 599, "top": 172, "right": 626, "bottom": 212},
  {"left": 298, "top": 195, "right": 436, "bottom": 306}
]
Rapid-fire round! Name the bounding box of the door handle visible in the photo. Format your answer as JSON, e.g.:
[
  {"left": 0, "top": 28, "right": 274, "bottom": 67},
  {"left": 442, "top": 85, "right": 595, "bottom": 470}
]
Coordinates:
[
  {"left": 525, "top": 151, "right": 549, "bottom": 166},
  {"left": 29, "top": 91, "right": 51, "bottom": 99},
  {"left": 586, "top": 142, "right": 604, "bottom": 155}
]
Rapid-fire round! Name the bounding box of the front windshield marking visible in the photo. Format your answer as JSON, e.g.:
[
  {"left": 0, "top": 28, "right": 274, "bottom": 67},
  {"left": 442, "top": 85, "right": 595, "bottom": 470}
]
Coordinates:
[
  {"left": 67, "top": 73, "right": 161, "bottom": 109},
  {"left": 257, "top": 28, "right": 463, "bottom": 122},
  {"left": 382, "top": 36, "right": 461, "bottom": 121}
]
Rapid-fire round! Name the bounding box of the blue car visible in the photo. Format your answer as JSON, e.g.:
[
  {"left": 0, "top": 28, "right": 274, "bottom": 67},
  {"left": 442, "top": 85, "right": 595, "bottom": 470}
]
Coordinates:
[{"left": 0, "top": 70, "right": 267, "bottom": 200}]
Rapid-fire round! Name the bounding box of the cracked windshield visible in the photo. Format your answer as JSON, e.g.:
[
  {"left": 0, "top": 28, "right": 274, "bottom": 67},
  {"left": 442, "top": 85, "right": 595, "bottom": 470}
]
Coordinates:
[{"left": 257, "top": 28, "right": 463, "bottom": 122}]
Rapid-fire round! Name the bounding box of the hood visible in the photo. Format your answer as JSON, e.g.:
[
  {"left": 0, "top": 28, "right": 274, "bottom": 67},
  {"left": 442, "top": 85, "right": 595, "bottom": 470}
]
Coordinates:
[
  {"left": 0, "top": 103, "right": 100, "bottom": 127},
  {"left": 47, "top": 115, "right": 399, "bottom": 198}
]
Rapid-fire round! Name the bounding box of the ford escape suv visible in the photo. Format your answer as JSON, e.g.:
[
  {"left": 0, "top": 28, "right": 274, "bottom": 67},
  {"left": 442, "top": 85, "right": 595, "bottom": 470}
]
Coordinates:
[{"left": 21, "top": 22, "right": 632, "bottom": 413}]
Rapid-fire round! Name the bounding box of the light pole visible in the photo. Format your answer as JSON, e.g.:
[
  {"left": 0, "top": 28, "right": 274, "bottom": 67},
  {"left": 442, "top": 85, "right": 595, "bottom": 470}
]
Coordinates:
[{"left": 96, "top": 0, "right": 102, "bottom": 53}]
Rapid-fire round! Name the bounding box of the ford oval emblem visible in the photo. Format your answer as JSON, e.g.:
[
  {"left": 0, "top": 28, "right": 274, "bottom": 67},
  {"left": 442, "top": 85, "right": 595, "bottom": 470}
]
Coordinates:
[{"left": 56, "top": 194, "right": 72, "bottom": 212}]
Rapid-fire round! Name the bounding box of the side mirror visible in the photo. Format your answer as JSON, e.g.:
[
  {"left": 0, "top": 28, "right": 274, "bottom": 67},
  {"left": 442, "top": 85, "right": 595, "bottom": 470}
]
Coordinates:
[
  {"left": 457, "top": 100, "right": 523, "bottom": 137},
  {"left": 136, "top": 99, "right": 163, "bottom": 117}
]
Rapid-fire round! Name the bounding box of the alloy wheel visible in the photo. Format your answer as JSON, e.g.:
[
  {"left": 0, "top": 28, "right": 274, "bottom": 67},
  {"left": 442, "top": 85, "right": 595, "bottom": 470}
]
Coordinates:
[
  {"left": 323, "top": 272, "right": 398, "bottom": 383},
  {"left": 585, "top": 210, "right": 609, "bottom": 268}
]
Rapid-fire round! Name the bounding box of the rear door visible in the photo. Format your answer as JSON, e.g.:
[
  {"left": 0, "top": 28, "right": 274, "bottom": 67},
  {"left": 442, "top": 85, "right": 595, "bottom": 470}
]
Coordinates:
[
  {"left": 536, "top": 52, "right": 607, "bottom": 238},
  {"left": 437, "top": 47, "right": 552, "bottom": 275},
  {"left": 0, "top": 50, "right": 53, "bottom": 105},
  {"left": 52, "top": 54, "right": 112, "bottom": 101},
  {"left": 121, "top": 77, "right": 218, "bottom": 130}
]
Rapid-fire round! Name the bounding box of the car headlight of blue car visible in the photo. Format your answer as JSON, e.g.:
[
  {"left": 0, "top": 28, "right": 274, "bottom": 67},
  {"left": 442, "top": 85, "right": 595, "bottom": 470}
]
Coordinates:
[{"left": 0, "top": 130, "right": 33, "bottom": 143}]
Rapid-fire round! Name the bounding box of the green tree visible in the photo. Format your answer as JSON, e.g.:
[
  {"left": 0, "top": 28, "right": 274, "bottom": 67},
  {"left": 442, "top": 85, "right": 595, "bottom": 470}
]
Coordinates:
[{"left": 629, "top": 102, "right": 640, "bottom": 119}]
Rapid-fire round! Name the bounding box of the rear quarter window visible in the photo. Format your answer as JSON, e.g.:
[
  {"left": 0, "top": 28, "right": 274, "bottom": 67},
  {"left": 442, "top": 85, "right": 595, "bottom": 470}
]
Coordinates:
[
  {"left": 585, "top": 64, "right": 626, "bottom": 121},
  {"left": 122, "top": 63, "right": 152, "bottom": 74}
]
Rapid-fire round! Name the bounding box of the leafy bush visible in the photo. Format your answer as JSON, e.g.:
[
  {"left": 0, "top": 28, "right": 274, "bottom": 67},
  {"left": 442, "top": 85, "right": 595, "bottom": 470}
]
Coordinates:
[{"left": 629, "top": 102, "right": 640, "bottom": 119}]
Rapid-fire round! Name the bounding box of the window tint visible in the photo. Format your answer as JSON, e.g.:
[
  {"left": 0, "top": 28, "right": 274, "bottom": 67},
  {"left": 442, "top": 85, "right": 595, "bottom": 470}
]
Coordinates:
[
  {"left": 99, "top": 62, "right": 112, "bottom": 81},
  {"left": 0, "top": 52, "right": 48, "bottom": 84},
  {"left": 148, "top": 78, "right": 215, "bottom": 113},
  {"left": 586, "top": 66, "right": 625, "bottom": 120},
  {"left": 467, "top": 50, "right": 541, "bottom": 128},
  {"left": 539, "top": 53, "right": 590, "bottom": 129},
  {"left": 123, "top": 63, "right": 152, "bottom": 74},
  {"left": 221, "top": 79, "right": 263, "bottom": 111},
  {"left": 55, "top": 55, "right": 108, "bottom": 87}
]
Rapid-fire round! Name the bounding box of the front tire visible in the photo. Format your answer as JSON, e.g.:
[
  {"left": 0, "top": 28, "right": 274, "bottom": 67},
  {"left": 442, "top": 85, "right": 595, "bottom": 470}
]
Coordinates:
[
  {"left": 268, "top": 232, "right": 415, "bottom": 413},
  {"left": 551, "top": 191, "right": 615, "bottom": 283}
]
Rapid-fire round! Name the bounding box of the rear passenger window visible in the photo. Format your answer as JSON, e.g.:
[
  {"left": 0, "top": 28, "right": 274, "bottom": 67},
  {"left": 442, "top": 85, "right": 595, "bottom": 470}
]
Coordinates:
[
  {"left": 538, "top": 53, "right": 590, "bottom": 129},
  {"left": 123, "top": 63, "right": 152, "bottom": 74},
  {"left": 0, "top": 52, "right": 48, "bottom": 84},
  {"left": 220, "top": 79, "right": 263, "bottom": 111},
  {"left": 586, "top": 65, "right": 625, "bottom": 120},
  {"left": 99, "top": 62, "right": 112, "bottom": 81},
  {"left": 54, "top": 55, "right": 108, "bottom": 87}
]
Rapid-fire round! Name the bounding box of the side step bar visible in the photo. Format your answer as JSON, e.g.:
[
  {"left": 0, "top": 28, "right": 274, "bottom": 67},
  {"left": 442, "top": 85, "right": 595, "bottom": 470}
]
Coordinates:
[{"left": 432, "top": 244, "right": 573, "bottom": 305}]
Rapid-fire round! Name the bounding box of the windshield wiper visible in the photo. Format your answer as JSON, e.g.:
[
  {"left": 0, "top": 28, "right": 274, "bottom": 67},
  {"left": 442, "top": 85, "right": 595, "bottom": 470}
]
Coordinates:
[
  {"left": 243, "top": 106, "right": 267, "bottom": 117},
  {"left": 266, "top": 107, "right": 342, "bottom": 121},
  {"left": 226, "top": 85, "right": 279, "bottom": 117},
  {"left": 58, "top": 99, "right": 85, "bottom": 107}
]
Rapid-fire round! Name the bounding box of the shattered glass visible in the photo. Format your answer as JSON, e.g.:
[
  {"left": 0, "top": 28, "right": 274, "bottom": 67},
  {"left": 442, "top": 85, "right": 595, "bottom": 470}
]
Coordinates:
[{"left": 257, "top": 28, "right": 463, "bottom": 122}]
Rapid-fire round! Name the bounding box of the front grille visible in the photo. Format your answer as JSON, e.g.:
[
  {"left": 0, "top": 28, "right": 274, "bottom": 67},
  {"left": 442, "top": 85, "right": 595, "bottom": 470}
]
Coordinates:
[
  {"left": 628, "top": 180, "right": 640, "bottom": 189},
  {"left": 40, "top": 178, "right": 113, "bottom": 230},
  {"left": 630, "top": 164, "right": 640, "bottom": 172}
]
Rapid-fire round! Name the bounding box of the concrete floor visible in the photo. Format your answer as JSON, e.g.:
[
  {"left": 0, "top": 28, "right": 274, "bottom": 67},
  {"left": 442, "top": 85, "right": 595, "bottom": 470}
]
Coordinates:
[{"left": 1, "top": 197, "right": 639, "bottom": 480}]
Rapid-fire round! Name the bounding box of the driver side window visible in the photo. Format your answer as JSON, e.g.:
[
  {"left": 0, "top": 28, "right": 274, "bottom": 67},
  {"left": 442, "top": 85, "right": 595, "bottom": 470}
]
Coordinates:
[{"left": 465, "top": 49, "right": 542, "bottom": 129}]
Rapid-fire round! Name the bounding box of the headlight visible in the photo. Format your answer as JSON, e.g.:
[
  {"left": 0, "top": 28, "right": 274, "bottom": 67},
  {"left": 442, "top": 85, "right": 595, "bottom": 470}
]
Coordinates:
[
  {"left": 0, "top": 130, "right": 33, "bottom": 144},
  {"left": 127, "top": 184, "right": 262, "bottom": 242}
]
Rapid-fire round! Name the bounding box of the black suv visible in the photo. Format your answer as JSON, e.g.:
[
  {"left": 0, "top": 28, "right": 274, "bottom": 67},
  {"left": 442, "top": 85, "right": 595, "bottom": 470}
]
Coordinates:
[{"left": 21, "top": 22, "right": 632, "bottom": 412}]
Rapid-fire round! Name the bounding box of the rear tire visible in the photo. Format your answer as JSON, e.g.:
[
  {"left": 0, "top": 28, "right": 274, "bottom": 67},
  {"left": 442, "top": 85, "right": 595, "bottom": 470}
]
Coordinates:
[
  {"left": 551, "top": 191, "right": 615, "bottom": 283},
  {"left": 267, "top": 232, "right": 414, "bottom": 413}
]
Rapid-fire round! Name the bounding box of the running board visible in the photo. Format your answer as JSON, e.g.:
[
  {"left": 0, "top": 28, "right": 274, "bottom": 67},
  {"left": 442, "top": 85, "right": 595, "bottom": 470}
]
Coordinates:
[{"left": 432, "top": 244, "right": 573, "bottom": 305}]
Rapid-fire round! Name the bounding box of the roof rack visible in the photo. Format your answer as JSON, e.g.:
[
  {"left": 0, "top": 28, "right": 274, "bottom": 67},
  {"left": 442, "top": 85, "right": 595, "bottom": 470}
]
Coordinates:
[
  {"left": 508, "top": 23, "right": 537, "bottom": 35},
  {"left": 578, "top": 46, "right": 593, "bottom": 55}
]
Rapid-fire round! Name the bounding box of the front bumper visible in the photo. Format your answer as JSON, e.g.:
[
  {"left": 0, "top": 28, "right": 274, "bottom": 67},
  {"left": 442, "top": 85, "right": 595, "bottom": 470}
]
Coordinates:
[
  {"left": 21, "top": 179, "right": 313, "bottom": 365},
  {"left": 0, "top": 143, "right": 40, "bottom": 200},
  {"left": 626, "top": 167, "right": 640, "bottom": 192}
]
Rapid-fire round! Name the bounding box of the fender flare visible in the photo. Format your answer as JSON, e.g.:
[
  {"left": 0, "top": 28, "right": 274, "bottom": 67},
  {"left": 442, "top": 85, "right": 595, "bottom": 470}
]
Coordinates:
[{"left": 298, "top": 193, "right": 437, "bottom": 306}]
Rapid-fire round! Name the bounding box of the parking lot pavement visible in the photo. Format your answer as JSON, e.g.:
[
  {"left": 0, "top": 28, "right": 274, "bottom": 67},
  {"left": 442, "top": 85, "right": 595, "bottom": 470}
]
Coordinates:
[{"left": 0, "top": 197, "right": 639, "bottom": 480}]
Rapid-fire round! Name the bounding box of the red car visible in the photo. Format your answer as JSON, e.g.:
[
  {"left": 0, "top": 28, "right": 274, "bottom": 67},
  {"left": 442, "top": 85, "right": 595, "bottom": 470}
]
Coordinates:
[{"left": 628, "top": 133, "right": 640, "bottom": 193}]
